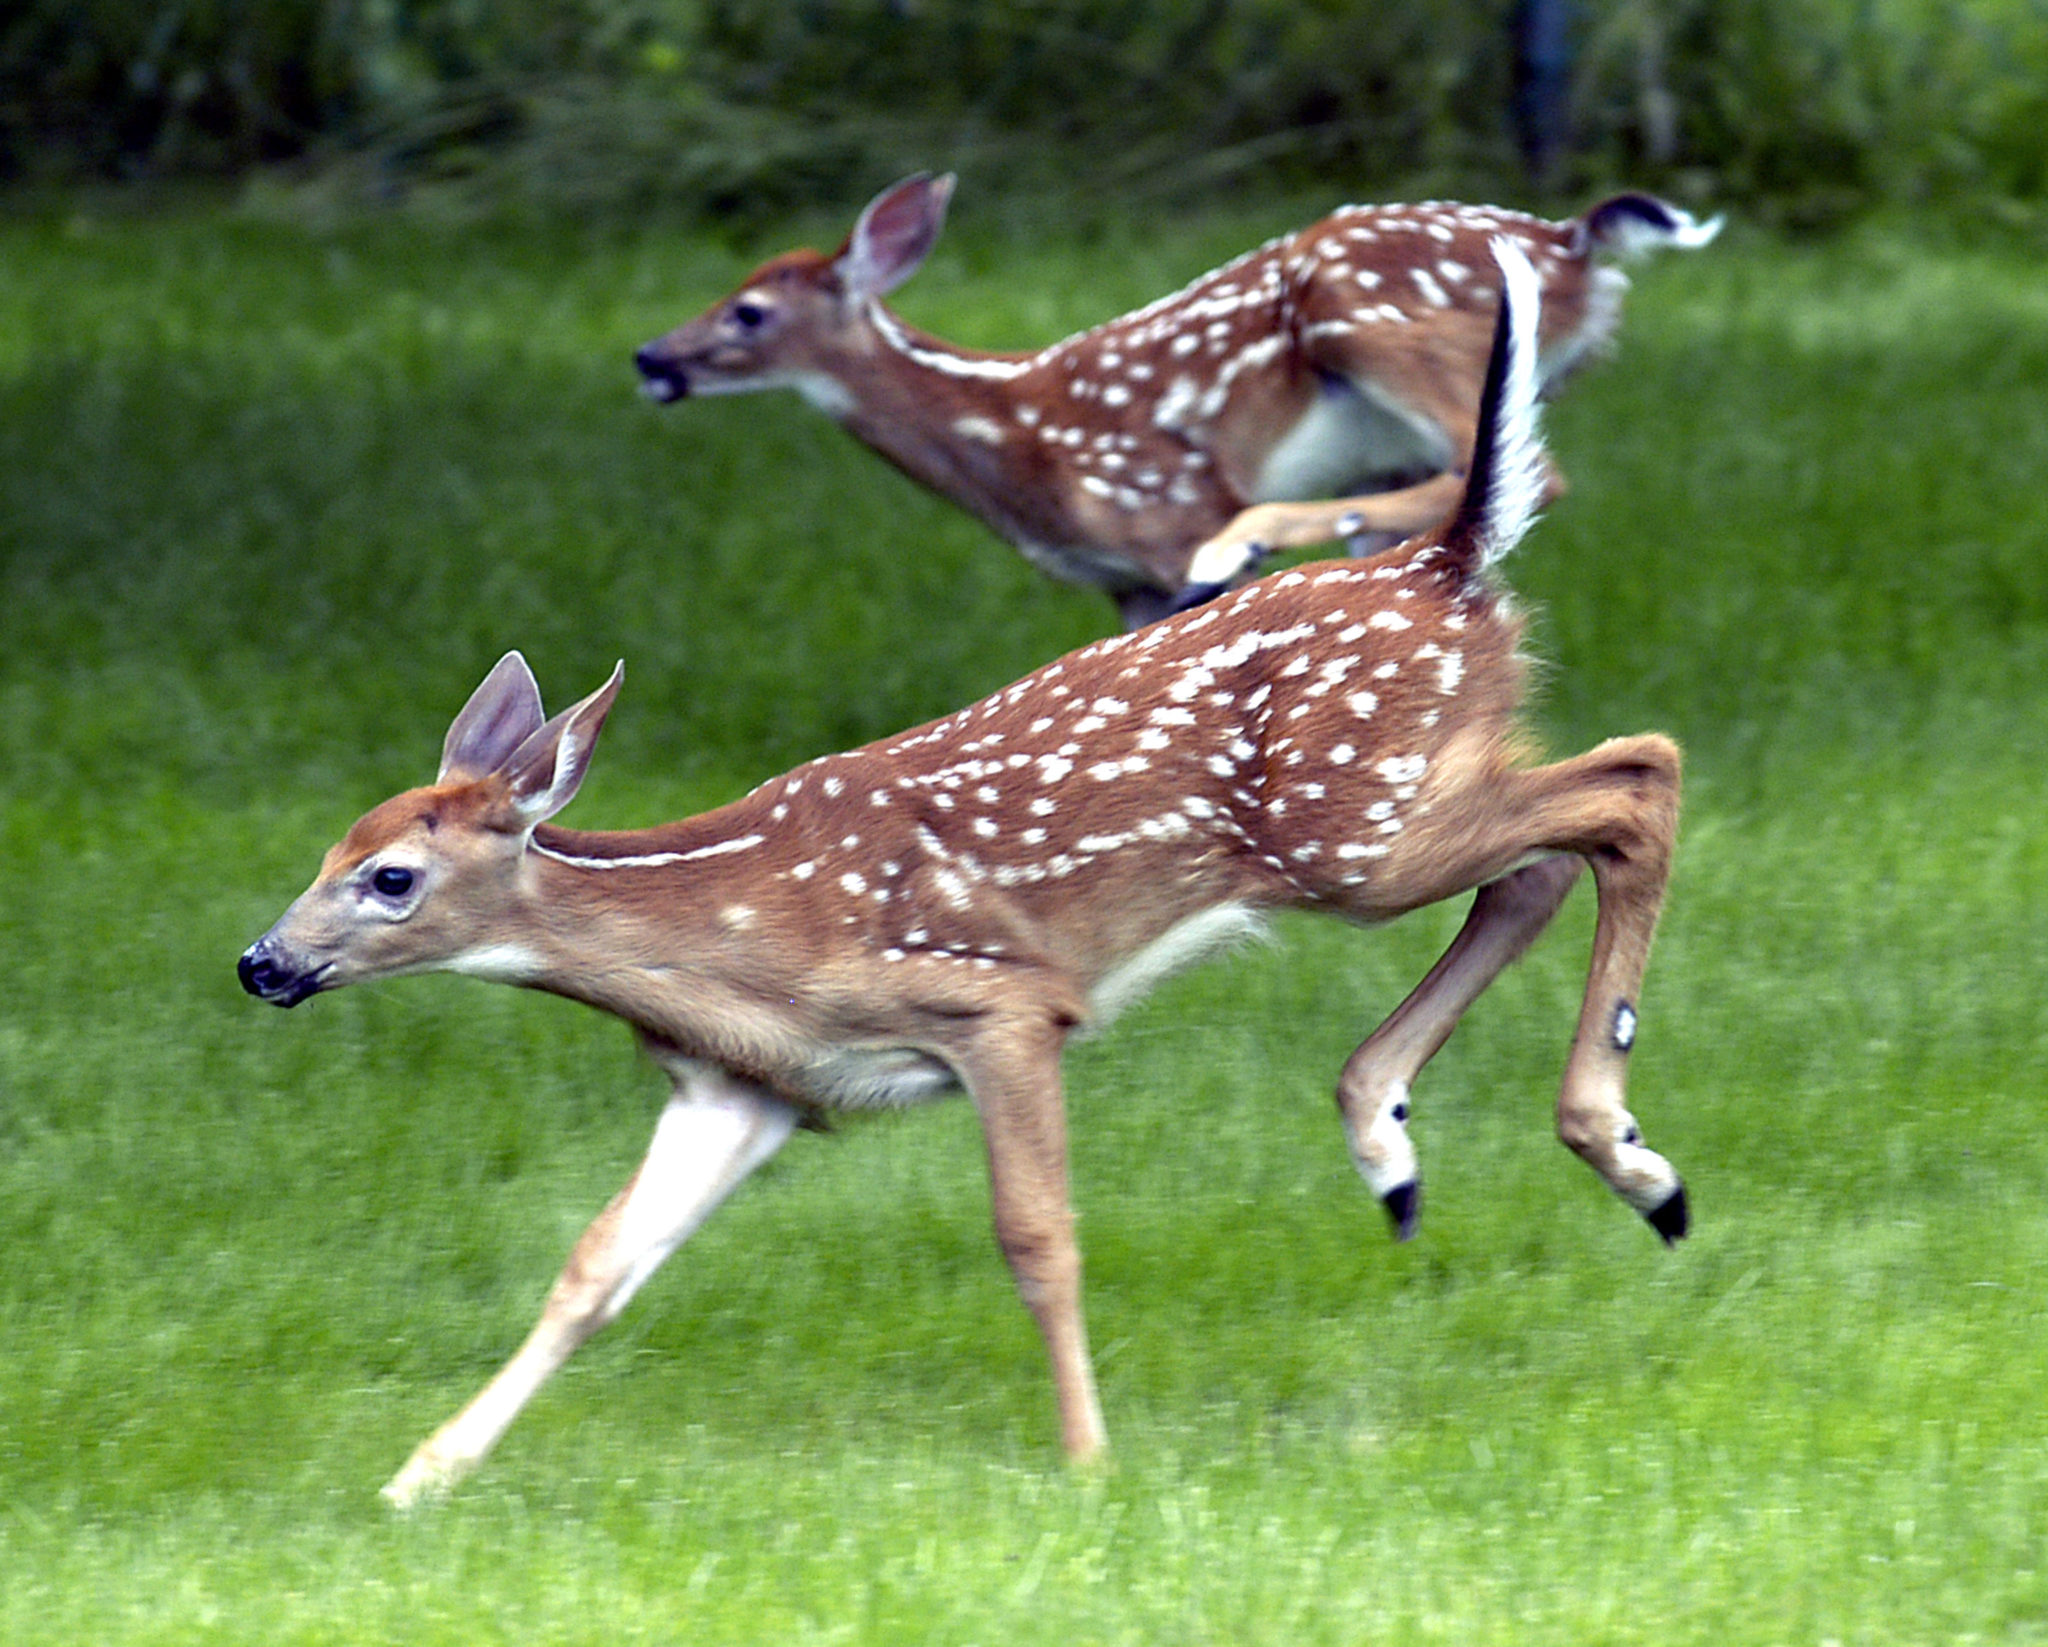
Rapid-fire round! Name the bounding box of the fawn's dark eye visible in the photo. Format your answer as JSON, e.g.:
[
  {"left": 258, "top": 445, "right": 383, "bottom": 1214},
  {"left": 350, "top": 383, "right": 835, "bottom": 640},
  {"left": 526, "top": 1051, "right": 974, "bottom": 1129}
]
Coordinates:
[
  {"left": 371, "top": 865, "right": 416, "bottom": 899},
  {"left": 730, "top": 299, "right": 767, "bottom": 330}
]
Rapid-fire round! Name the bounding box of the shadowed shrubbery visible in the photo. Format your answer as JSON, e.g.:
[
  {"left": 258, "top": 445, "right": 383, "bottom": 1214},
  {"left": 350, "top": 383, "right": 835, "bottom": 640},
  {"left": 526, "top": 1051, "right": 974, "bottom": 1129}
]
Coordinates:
[{"left": 5, "top": 0, "right": 2046, "bottom": 224}]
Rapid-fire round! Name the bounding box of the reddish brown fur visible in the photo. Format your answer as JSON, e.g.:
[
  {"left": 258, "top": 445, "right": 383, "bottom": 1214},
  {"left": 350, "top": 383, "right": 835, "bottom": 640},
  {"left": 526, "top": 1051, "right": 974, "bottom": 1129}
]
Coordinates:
[
  {"left": 531, "top": 555, "right": 1529, "bottom": 1006},
  {"left": 636, "top": 177, "right": 1713, "bottom": 624}
]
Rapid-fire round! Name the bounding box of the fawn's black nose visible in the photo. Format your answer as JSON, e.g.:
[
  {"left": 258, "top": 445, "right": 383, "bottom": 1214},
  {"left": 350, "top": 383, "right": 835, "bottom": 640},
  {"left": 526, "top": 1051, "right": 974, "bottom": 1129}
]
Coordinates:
[
  {"left": 239, "top": 948, "right": 282, "bottom": 997},
  {"left": 635, "top": 344, "right": 687, "bottom": 403},
  {"left": 239, "top": 943, "right": 322, "bottom": 1007}
]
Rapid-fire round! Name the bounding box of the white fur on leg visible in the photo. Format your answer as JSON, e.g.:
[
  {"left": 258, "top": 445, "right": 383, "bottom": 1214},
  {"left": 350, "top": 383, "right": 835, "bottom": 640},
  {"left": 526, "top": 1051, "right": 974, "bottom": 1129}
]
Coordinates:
[
  {"left": 602, "top": 1069, "right": 800, "bottom": 1319},
  {"left": 1185, "top": 535, "right": 1264, "bottom": 590},
  {"left": 1344, "top": 1077, "right": 1418, "bottom": 1201},
  {"left": 380, "top": 1067, "right": 798, "bottom": 1508}
]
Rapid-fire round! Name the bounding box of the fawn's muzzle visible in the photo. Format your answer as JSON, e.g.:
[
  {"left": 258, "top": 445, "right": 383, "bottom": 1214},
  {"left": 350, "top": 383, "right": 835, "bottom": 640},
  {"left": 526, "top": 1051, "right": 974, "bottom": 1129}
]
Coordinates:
[
  {"left": 634, "top": 345, "right": 689, "bottom": 403},
  {"left": 238, "top": 941, "right": 327, "bottom": 1008}
]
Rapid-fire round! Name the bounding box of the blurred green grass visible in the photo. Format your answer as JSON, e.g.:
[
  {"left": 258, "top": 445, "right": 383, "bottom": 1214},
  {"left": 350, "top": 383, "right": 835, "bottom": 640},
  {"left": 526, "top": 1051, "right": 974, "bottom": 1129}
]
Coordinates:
[{"left": 2, "top": 201, "right": 2047, "bottom": 1642}]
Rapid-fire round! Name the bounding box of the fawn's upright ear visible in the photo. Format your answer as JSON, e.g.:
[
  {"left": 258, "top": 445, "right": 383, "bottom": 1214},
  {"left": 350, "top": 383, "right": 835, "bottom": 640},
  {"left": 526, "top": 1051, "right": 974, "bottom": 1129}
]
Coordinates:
[
  {"left": 834, "top": 173, "right": 956, "bottom": 302},
  {"left": 440, "top": 652, "right": 548, "bottom": 784},
  {"left": 488, "top": 662, "right": 626, "bottom": 832}
]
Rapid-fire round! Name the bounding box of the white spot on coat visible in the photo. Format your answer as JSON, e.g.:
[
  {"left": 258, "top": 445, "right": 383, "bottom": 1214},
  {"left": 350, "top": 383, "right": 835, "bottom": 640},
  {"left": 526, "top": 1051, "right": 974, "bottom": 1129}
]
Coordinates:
[{"left": 951, "top": 414, "right": 1007, "bottom": 446}]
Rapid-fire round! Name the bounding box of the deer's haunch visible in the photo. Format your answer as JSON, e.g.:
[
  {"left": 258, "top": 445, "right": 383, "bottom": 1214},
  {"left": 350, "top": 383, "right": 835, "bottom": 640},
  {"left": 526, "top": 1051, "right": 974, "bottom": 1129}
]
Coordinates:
[
  {"left": 635, "top": 173, "right": 1718, "bottom": 626},
  {"left": 246, "top": 243, "right": 1684, "bottom": 1505}
]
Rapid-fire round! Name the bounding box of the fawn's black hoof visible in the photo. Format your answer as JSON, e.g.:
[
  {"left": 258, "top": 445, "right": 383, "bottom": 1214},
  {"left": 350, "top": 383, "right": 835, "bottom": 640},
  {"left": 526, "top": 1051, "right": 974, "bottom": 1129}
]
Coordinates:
[
  {"left": 1644, "top": 1185, "right": 1689, "bottom": 1246},
  {"left": 1168, "top": 579, "right": 1232, "bottom": 615},
  {"left": 1382, "top": 1180, "right": 1421, "bottom": 1242}
]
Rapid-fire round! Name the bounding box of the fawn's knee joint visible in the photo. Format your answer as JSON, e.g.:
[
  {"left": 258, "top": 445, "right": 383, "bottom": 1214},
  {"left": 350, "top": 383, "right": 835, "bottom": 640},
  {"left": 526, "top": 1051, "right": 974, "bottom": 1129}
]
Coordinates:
[{"left": 1557, "top": 1110, "right": 1609, "bottom": 1158}]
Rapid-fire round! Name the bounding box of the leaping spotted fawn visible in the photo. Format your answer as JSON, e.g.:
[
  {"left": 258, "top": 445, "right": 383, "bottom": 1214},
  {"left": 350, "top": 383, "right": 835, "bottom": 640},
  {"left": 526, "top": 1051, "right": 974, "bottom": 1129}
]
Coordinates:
[{"left": 636, "top": 173, "right": 1717, "bottom": 626}]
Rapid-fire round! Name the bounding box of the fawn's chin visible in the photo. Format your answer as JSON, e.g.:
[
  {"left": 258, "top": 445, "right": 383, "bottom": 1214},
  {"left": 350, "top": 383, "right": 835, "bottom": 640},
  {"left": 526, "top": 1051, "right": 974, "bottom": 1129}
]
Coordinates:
[{"left": 263, "top": 970, "right": 331, "bottom": 1008}]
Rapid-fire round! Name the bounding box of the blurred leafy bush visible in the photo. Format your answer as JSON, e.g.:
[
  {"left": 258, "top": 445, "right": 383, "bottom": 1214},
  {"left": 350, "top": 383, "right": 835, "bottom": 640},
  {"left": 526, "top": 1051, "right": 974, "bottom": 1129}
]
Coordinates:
[{"left": 3, "top": 0, "right": 2044, "bottom": 224}]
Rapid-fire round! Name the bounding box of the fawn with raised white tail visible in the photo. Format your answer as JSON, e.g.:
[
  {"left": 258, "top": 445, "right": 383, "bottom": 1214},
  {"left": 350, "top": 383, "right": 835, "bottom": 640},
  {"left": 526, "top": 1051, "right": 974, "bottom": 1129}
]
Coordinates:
[
  {"left": 635, "top": 172, "right": 1718, "bottom": 627},
  {"left": 244, "top": 243, "right": 1684, "bottom": 1506}
]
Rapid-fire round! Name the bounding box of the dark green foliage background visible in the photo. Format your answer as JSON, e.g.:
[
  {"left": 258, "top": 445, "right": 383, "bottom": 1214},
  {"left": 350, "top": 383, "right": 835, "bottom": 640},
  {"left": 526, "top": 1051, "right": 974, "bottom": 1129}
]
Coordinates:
[{"left": 7, "top": 1, "right": 2047, "bottom": 225}]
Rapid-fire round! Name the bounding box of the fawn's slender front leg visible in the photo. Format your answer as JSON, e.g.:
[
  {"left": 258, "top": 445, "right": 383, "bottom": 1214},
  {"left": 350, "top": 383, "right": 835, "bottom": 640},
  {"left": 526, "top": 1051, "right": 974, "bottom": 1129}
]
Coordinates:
[
  {"left": 1178, "top": 476, "right": 1472, "bottom": 603},
  {"left": 963, "top": 1011, "right": 1106, "bottom": 1461},
  {"left": 1185, "top": 476, "right": 1469, "bottom": 584},
  {"left": 1337, "top": 854, "right": 1584, "bottom": 1237},
  {"left": 382, "top": 1064, "right": 798, "bottom": 1507}
]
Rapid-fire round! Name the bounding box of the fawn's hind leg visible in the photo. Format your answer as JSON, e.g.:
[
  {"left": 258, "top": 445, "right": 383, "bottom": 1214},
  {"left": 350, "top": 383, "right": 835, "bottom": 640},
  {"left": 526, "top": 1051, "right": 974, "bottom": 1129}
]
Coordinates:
[
  {"left": 1336, "top": 854, "right": 1583, "bottom": 1237},
  {"left": 1336, "top": 732, "right": 1684, "bottom": 1242},
  {"left": 1538, "top": 736, "right": 1687, "bottom": 1239}
]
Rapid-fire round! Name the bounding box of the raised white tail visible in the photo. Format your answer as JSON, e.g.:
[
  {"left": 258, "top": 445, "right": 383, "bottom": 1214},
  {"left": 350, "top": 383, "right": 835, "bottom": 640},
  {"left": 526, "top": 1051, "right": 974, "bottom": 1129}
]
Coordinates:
[
  {"left": 248, "top": 245, "right": 1684, "bottom": 1504},
  {"left": 636, "top": 173, "right": 1719, "bottom": 625}
]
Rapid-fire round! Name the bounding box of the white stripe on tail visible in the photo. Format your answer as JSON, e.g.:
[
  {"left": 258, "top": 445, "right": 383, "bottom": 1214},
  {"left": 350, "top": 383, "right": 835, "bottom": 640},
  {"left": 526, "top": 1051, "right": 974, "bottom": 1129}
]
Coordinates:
[{"left": 1449, "top": 238, "right": 1551, "bottom": 572}]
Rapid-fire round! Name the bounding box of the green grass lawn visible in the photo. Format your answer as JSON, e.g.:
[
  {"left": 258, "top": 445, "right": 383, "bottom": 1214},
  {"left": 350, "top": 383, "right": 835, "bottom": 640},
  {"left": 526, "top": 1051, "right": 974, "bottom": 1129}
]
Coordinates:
[{"left": 3, "top": 196, "right": 2047, "bottom": 1643}]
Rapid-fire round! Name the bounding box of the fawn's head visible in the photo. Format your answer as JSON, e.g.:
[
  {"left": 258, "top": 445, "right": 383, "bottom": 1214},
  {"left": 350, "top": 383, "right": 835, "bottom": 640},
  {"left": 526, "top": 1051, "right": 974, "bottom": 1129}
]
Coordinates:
[
  {"left": 238, "top": 654, "right": 621, "bottom": 1007},
  {"left": 634, "top": 172, "right": 955, "bottom": 406}
]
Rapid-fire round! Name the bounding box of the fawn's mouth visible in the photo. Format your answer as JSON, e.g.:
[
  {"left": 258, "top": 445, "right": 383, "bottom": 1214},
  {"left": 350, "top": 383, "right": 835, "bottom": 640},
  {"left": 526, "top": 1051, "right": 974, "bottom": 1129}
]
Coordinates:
[
  {"left": 634, "top": 347, "right": 690, "bottom": 403},
  {"left": 237, "top": 946, "right": 332, "bottom": 1008}
]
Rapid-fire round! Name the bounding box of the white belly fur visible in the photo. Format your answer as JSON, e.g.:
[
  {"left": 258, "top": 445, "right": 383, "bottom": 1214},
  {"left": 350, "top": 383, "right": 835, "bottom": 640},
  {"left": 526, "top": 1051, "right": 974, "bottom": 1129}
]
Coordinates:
[
  {"left": 791, "top": 907, "right": 1271, "bottom": 1103},
  {"left": 1085, "top": 904, "right": 1270, "bottom": 1031},
  {"left": 797, "top": 1045, "right": 961, "bottom": 1109},
  {"left": 1251, "top": 378, "right": 1452, "bottom": 503}
]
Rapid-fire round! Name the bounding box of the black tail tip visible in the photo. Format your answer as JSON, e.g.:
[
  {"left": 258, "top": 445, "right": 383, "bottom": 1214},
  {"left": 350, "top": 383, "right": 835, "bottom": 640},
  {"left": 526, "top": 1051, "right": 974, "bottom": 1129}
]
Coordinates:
[
  {"left": 1382, "top": 1180, "right": 1421, "bottom": 1242},
  {"left": 1585, "top": 191, "right": 1685, "bottom": 236},
  {"left": 1579, "top": 193, "right": 1723, "bottom": 256},
  {"left": 1644, "top": 1185, "right": 1689, "bottom": 1246},
  {"left": 1168, "top": 579, "right": 1232, "bottom": 616}
]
